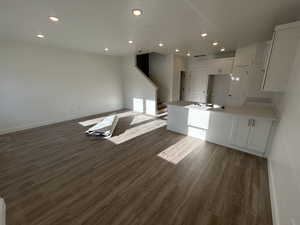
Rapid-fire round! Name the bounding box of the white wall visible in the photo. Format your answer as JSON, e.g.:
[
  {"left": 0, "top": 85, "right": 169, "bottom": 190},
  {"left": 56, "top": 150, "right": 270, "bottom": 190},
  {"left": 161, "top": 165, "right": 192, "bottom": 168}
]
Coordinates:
[
  {"left": 172, "top": 55, "right": 186, "bottom": 101},
  {"left": 0, "top": 40, "right": 124, "bottom": 134},
  {"left": 149, "top": 53, "right": 186, "bottom": 103},
  {"left": 149, "top": 53, "right": 172, "bottom": 103},
  {"left": 268, "top": 42, "right": 300, "bottom": 225},
  {"left": 122, "top": 55, "right": 157, "bottom": 115}
]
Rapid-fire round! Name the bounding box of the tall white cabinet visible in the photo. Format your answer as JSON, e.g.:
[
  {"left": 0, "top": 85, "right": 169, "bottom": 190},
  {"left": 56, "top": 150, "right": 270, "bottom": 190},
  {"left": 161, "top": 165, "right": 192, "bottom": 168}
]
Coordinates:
[
  {"left": 228, "top": 42, "right": 272, "bottom": 105},
  {"left": 262, "top": 21, "right": 300, "bottom": 92}
]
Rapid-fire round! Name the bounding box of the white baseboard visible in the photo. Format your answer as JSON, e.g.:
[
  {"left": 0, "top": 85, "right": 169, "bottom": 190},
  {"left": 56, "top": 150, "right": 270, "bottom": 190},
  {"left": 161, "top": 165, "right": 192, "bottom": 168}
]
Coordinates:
[
  {"left": 0, "top": 109, "right": 124, "bottom": 135},
  {"left": 0, "top": 197, "right": 5, "bottom": 225},
  {"left": 268, "top": 160, "right": 280, "bottom": 225},
  {"left": 0, "top": 118, "right": 68, "bottom": 135}
]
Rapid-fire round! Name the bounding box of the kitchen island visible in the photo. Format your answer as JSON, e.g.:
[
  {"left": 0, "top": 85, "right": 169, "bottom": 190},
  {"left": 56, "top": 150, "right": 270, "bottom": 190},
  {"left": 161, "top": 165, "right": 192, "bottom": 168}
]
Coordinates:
[{"left": 167, "top": 101, "right": 278, "bottom": 157}]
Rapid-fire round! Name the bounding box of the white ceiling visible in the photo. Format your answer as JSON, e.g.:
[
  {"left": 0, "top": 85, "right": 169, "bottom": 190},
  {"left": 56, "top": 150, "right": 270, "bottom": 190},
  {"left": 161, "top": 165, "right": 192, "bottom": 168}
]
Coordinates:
[{"left": 0, "top": 0, "right": 299, "bottom": 56}]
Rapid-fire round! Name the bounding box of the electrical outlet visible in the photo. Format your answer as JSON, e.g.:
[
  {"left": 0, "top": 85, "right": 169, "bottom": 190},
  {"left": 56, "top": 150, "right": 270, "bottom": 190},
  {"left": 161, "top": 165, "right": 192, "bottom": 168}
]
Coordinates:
[{"left": 290, "top": 218, "right": 296, "bottom": 225}]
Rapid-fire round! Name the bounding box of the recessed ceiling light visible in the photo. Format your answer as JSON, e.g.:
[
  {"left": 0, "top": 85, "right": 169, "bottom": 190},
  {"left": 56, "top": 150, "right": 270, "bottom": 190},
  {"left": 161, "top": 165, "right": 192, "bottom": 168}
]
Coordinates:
[
  {"left": 49, "top": 16, "right": 59, "bottom": 22},
  {"left": 201, "top": 33, "right": 208, "bottom": 37},
  {"left": 158, "top": 43, "right": 164, "bottom": 47},
  {"left": 132, "top": 9, "right": 143, "bottom": 16},
  {"left": 104, "top": 48, "right": 109, "bottom": 52},
  {"left": 36, "top": 34, "right": 45, "bottom": 39},
  {"left": 186, "top": 53, "right": 191, "bottom": 57},
  {"left": 128, "top": 40, "right": 133, "bottom": 44},
  {"left": 175, "top": 49, "right": 180, "bottom": 53},
  {"left": 212, "top": 42, "right": 219, "bottom": 46},
  {"left": 220, "top": 47, "right": 226, "bottom": 52}
]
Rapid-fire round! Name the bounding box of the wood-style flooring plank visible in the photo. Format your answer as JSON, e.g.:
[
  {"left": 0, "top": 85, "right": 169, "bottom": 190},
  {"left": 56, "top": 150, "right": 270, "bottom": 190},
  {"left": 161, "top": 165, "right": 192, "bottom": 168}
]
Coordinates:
[{"left": 0, "top": 110, "right": 273, "bottom": 225}]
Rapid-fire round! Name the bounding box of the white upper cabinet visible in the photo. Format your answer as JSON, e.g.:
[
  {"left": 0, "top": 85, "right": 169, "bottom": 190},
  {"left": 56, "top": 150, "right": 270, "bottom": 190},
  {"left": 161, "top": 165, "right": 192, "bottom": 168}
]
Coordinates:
[
  {"left": 234, "top": 45, "right": 257, "bottom": 67},
  {"left": 187, "top": 57, "right": 234, "bottom": 103},
  {"left": 209, "top": 58, "right": 234, "bottom": 74},
  {"left": 262, "top": 21, "right": 300, "bottom": 92},
  {"left": 228, "top": 42, "right": 274, "bottom": 106}
]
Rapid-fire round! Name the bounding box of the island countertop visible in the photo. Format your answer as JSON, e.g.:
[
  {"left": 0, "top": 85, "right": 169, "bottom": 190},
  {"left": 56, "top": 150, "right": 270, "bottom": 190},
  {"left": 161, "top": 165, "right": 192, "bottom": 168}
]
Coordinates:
[{"left": 167, "top": 101, "right": 278, "bottom": 121}]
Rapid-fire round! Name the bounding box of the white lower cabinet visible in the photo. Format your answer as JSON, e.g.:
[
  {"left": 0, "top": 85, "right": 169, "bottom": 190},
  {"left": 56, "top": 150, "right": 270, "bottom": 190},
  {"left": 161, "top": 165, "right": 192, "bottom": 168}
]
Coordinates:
[
  {"left": 247, "top": 118, "right": 272, "bottom": 152},
  {"left": 230, "top": 116, "right": 272, "bottom": 154},
  {"left": 206, "top": 112, "right": 233, "bottom": 146},
  {"left": 230, "top": 116, "right": 250, "bottom": 148},
  {"left": 167, "top": 105, "right": 274, "bottom": 157}
]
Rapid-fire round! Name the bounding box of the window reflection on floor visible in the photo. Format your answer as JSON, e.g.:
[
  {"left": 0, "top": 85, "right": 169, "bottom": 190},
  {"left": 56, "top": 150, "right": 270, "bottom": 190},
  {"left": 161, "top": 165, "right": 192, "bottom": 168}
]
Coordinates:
[
  {"left": 110, "top": 117, "right": 166, "bottom": 145},
  {"left": 158, "top": 137, "right": 201, "bottom": 164}
]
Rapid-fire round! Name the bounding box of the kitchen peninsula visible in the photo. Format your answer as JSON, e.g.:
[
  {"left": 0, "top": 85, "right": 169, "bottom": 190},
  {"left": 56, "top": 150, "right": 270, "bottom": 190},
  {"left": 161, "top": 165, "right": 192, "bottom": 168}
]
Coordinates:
[{"left": 167, "top": 101, "right": 278, "bottom": 157}]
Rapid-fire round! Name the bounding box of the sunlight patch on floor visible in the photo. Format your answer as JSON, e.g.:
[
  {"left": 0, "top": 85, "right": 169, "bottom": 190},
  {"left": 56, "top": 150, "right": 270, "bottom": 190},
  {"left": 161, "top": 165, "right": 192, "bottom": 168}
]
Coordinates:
[
  {"left": 109, "top": 118, "right": 166, "bottom": 145},
  {"left": 158, "top": 137, "right": 200, "bottom": 164},
  {"left": 130, "top": 114, "right": 154, "bottom": 125}
]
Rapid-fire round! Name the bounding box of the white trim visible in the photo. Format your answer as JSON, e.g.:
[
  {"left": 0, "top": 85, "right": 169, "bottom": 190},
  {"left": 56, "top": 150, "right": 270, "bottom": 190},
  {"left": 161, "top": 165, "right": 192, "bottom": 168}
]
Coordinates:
[
  {"left": 268, "top": 160, "right": 280, "bottom": 225},
  {"left": 134, "top": 56, "right": 158, "bottom": 90},
  {"left": 0, "top": 109, "right": 123, "bottom": 135},
  {"left": 0, "top": 198, "right": 5, "bottom": 225},
  {"left": 275, "top": 20, "right": 300, "bottom": 31}
]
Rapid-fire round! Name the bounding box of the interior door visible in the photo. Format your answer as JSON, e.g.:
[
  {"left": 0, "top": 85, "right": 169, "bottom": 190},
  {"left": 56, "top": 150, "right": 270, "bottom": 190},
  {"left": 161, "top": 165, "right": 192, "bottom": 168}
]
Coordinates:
[
  {"left": 180, "top": 71, "right": 185, "bottom": 101},
  {"left": 230, "top": 116, "right": 251, "bottom": 148},
  {"left": 247, "top": 118, "right": 272, "bottom": 153},
  {"left": 189, "top": 66, "right": 209, "bottom": 102},
  {"left": 210, "top": 75, "right": 230, "bottom": 105}
]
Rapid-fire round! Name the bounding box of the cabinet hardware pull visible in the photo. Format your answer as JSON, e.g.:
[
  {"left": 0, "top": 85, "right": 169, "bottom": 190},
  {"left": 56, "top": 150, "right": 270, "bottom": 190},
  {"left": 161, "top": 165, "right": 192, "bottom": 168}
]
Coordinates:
[
  {"left": 248, "top": 119, "right": 251, "bottom": 127},
  {"left": 252, "top": 119, "right": 255, "bottom": 127}
]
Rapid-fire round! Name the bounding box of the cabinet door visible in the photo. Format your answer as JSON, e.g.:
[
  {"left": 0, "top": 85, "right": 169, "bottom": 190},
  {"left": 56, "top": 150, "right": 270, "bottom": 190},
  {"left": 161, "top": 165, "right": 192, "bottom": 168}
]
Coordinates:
[
  {"left": 230, "top": 116, "right": 251, "bottom": 148},
  {"left": 207, "top": 112, "right": 233, "bottom": 145},
  {"left": 262, "top": 27, "right": 300, "bottom": 92},
  {"left": 227, "top": 66, "right": 249, "bottom": 105},
  {"left": 234, "top": 45, "right": 257, "bottom": 67},
  {"left": 247, "top": 119, "right": 272, "bottom": 153},
  {"left": 167, "top": 105, "right": 188, "bottom": 135},
  {"left": 220, "top": 58, "right": 234, "bottom": 74},
  {"left": 209, "top": 58, "right": 234, "bottom": 74}
]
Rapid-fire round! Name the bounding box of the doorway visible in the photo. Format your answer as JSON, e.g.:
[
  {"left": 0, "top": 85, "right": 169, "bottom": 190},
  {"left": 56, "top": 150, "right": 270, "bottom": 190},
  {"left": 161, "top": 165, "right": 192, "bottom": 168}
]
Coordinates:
[
  {"left": 180, "top": 71, "right": 186, "bottom": 101},
  {"left": 207, "top": 75, "right": 230, "bottom": 105}
]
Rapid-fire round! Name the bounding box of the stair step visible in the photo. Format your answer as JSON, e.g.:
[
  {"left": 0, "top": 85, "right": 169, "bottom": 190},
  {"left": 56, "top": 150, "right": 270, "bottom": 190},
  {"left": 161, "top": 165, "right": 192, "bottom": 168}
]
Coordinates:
[
  {"left": 157, "top": 107, "right": 167, "bottom": 114},
  {"left": 157, "top": 103, "right": 167, "bottom": 110}
]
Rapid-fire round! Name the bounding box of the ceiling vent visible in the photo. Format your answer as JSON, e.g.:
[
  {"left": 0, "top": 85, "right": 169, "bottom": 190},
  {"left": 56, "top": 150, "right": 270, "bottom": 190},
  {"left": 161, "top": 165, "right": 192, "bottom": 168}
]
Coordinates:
[{"left": 194, "top": 54, "right": 206, "bottom": 58}]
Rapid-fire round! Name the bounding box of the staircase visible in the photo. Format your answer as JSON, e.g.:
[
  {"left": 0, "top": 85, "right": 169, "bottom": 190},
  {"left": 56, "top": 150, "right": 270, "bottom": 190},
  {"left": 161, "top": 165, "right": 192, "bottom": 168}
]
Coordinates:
[
  {"left": 136, "top": 53, "right": 168, "bottom": 116},
  {"left": 157, "top": 102, "right": 167, "bottom": 116}
]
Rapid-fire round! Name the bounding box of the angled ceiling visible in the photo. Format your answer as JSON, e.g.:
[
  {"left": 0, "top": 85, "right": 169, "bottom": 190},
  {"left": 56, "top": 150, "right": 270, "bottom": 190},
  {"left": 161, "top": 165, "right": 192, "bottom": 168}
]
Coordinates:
[{"left": 0, "top": 0, "right": 299, "bottom": 56}]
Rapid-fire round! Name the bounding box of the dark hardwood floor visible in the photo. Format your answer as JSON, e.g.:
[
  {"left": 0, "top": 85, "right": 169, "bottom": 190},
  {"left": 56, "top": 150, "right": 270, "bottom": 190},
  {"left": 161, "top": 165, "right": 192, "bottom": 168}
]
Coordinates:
[{"left": 0, "top": 111, "right": 273, "bottom": 225}]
